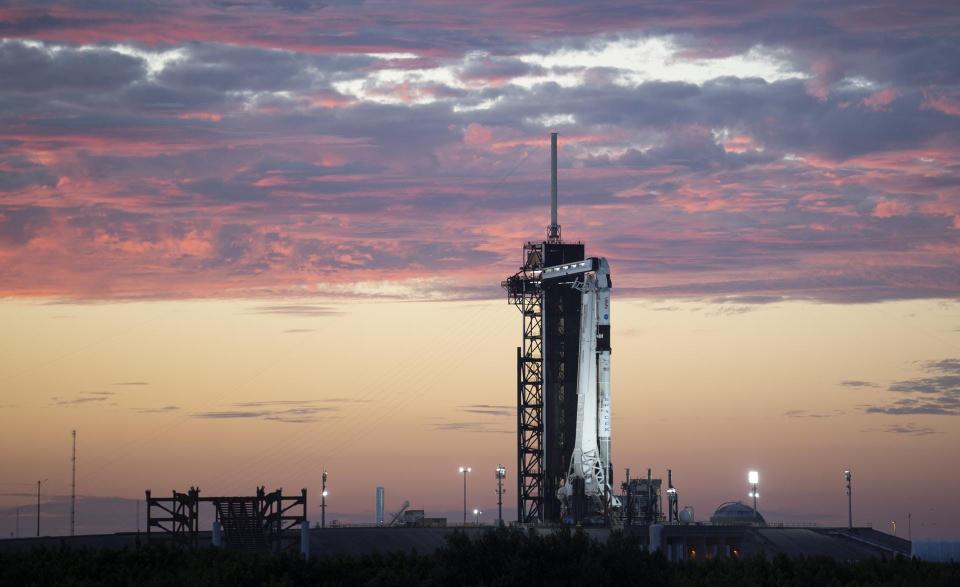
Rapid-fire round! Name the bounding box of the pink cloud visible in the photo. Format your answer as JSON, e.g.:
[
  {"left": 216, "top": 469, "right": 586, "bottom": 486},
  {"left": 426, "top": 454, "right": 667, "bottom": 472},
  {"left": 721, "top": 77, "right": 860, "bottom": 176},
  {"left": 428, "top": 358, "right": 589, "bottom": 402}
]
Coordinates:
[
  {"left": 862, "top": 89, "right": 897, "bottom": 111},
  {"left": 0, "top": 1, "right": 957, "bottom": 303},
  {"left": 922, "top": 92, "right": 960, "bottom": 116},
  {"left": 805, "top": 58, "right": 837, "bottom": 101},
  {"left": 873, "top": 199, "right": 912, "bottom": 218},
  {"left": 463, "top": 124, "right": 495, "bottom": 146}
]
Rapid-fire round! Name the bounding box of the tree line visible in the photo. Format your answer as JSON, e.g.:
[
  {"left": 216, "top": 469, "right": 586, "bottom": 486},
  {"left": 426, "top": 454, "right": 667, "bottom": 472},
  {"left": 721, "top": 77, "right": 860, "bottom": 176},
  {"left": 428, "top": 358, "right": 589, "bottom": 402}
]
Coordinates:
[{"left": 2, "top": 528, "right": 958, "bottom": 586}]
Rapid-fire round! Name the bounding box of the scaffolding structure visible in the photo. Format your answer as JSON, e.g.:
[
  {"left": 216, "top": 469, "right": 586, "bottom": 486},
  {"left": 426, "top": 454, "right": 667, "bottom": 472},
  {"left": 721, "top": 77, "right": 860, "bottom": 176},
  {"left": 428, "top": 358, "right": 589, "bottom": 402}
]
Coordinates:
[
  {"left": 504, "top": 242, "right": 545, "bottom": 523},
  {"left": 145, "top": 487, "right": 201, "bottom": 547},
  {"left": 504, "top": 238, "right": 587, "bottom": 524},
  {"left": 620, "top": 474, "right": 664, "bottom": 526},
  {"left": 145, "top": 486, "right": 306, "bottom": 552}
]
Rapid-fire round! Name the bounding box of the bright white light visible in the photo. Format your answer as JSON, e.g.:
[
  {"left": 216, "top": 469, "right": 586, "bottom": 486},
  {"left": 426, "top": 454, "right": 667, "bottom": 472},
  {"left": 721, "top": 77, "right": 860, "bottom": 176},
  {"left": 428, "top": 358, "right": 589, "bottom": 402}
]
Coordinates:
[
  {"left": 748, "top": 471, "right": 759, "bottom": 485},
  {"left": 460, "top": 466, "right": 471, "bottom": 473},
  {"left": 322, "top": 490, "right": 328, "bottom": 497},
  {"left": 473, "top": 509, "right": 479, "bottom": 515}
]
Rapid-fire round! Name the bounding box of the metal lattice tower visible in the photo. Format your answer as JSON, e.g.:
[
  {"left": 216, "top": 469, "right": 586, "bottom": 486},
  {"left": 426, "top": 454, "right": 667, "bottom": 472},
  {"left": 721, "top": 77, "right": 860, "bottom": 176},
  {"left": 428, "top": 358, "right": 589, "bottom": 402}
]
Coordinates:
[
  {"left": 506, "top": 242, "right": 545, "bottom": 523},
  {"left": 71, "top": 430, "right": 76, "bottom": 536}
]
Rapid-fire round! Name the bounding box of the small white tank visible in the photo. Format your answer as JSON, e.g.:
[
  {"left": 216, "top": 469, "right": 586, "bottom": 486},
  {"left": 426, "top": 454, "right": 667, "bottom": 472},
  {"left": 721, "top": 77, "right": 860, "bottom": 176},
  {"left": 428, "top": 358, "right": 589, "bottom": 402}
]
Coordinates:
[{"left": 679, "top": 506, "right": 695, "bottom": 523}]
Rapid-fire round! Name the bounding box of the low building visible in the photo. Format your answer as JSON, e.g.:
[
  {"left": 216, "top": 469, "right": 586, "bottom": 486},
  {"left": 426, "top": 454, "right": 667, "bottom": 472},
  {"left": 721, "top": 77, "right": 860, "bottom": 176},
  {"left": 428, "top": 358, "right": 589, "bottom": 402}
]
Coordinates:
[
  {"left": 396, "top": 510, "right": 447, "bottom": 528},
  {"left": 647, "top": 525, "right": 910, "bottom": 561}
]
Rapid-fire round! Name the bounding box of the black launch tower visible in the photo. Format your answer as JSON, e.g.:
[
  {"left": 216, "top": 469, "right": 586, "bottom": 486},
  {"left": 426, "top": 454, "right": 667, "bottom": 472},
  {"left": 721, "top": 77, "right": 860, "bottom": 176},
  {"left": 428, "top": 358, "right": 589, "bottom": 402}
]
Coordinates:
[{"left": 503, "top": 133, "right": 585, "bottom": 523}]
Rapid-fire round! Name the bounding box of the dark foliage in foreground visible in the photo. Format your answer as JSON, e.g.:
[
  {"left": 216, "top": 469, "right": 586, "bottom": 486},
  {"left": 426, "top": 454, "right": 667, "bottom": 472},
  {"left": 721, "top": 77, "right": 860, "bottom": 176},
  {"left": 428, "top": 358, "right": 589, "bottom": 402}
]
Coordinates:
[{"left": 2, "top": 529, "right": 958, "bottom": 586}]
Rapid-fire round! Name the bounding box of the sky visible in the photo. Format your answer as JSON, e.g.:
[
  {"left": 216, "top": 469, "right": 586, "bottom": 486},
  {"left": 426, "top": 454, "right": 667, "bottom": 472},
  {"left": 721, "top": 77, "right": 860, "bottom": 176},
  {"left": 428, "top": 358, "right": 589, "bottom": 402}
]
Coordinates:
[{"left": 0, "top": 0, "right": 959, "bottom": 538}]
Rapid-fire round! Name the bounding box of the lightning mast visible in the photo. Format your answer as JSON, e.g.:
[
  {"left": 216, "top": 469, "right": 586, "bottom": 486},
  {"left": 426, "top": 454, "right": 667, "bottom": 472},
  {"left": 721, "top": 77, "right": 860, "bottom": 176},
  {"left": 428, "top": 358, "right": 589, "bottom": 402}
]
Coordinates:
[{"left": 548, "top": 132, "right": 560, "bottom": 242}]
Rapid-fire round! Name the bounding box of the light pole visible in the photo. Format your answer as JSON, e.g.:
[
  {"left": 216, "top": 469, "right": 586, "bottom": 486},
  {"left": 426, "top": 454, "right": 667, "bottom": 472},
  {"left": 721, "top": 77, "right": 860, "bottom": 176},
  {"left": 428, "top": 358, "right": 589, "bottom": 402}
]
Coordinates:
[
  {"left": 16, "top": 507, "right": 20, "bottom": 538},
  {"left": 495, "top": 465, "right": 506, "bottom": 528},
  {"left": 321, "top": 469, "right": 328, "bottom": 529},
  {"left": 36, "top": 479, "right": 47, "bottom": 537},
  {"left": 747, "top": 471, "right": 759, "bottom": 522},
  {"left": 473, "top": 508, "right": 481, "bottom": 526},
  {"left": 459, "top": 466, "right": 471, "bottom": 526},
  {"left": 844, "top": 469, "right": 852, "bottom": 529}
]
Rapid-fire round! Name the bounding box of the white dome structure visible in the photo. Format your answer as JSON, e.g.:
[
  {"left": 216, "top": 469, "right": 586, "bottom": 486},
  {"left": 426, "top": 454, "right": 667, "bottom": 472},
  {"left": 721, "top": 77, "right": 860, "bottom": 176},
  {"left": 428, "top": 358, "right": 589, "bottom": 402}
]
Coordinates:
[{"left": 709, "top": 501, "right": 765, "bottom": 526}]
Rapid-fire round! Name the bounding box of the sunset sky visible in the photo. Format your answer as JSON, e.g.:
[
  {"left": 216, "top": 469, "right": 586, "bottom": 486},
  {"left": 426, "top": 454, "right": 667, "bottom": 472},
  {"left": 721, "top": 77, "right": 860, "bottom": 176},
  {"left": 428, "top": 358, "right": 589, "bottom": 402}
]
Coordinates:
[{"left": 1, "top": 1, "right": 958, "bottom": 538}]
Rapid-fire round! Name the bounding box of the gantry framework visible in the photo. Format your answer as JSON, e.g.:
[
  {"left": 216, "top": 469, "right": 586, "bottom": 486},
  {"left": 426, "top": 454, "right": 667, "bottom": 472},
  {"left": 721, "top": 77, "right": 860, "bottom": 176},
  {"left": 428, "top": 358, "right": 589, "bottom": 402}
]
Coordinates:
[
  {"left": 504, "top": 238, "right": 586, "bottom": 523},
  {"left": 145, "top": 486, "right": 307, "bottom": 552},
  {"left": 503, "top": 241, "right": 545, "bottom": 523}
]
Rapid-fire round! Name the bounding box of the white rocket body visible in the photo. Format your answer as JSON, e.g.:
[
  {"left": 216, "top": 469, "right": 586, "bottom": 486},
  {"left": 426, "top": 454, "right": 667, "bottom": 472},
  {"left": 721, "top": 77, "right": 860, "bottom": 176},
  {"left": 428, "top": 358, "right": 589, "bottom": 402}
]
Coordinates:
[{"left": 543, "top": 258, "right": 618, "bottom": 520}]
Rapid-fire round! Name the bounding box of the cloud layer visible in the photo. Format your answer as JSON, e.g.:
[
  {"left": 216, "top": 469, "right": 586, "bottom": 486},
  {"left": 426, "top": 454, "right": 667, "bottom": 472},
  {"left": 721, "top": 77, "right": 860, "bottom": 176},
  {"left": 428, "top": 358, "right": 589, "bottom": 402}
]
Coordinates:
[
  {"left": 192, "top": 399, "right": 341, "bottom": 423},
  {"left": 0, "top": 1, "right": 958, "bottom": 302},
  {"left": 866, "top": 359, "right": 960, "bottom": 415}
]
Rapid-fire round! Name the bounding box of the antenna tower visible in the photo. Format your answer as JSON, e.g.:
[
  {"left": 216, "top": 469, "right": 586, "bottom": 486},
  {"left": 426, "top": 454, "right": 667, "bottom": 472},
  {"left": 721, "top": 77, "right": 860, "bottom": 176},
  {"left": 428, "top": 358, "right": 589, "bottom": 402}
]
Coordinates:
[{"left": 71, "top": 430, "right": 76, "bottom": 536}]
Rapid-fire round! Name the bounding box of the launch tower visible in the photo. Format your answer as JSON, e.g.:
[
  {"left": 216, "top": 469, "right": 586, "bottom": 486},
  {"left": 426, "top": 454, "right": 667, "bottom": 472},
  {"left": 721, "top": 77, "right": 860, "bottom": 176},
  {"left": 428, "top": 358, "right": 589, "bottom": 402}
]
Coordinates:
[{"left": 503, "top": 134, "right": 614, "bottom": 523}]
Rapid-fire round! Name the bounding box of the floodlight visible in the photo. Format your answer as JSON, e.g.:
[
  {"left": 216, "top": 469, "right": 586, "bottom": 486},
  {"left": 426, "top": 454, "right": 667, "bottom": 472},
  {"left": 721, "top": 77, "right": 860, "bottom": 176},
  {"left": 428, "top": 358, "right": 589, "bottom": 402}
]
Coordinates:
[{"left": 748, "top": 470, "right": 759, "bottom": 485}]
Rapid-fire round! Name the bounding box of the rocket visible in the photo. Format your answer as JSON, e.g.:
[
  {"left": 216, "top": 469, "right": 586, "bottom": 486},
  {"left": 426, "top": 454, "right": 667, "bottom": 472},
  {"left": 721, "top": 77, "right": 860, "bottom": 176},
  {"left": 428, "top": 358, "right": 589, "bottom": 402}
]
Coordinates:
[{"left": 541, "top": 258, "right": 619, "bottom": 520}]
